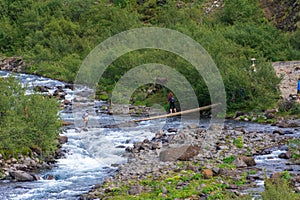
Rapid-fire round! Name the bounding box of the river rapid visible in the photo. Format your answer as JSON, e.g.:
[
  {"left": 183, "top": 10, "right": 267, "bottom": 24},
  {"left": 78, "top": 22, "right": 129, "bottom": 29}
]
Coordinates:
[{"left": 0, "top": 71, "right": 299, "bottom": 199}]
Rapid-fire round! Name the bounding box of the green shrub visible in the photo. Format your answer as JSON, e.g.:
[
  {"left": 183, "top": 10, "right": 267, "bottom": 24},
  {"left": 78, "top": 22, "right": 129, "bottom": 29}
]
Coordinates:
[
  {"left": 288, "top": 139, "right": 300, "bottom": 161},
  {"left": 0, "top": 77, "right": 60, "bottom": 158},
  {"left": 262, "top": 177, "right": 299, "bottom": 200},
  {"left": 233, "top": 137, "right": 243, "bottom": 148},
  {"left": 290, "top": 103, "right": 300, "bottom": 116},
  {"left": 223, "top": 155, "right": 236, "bottom": 164},
  {"left": 0, "top": 0, "right": 299, "bottom": 114}
]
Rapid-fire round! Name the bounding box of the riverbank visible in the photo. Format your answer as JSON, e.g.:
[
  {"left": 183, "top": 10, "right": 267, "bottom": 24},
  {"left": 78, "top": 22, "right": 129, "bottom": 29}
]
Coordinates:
[
  {"left": 0, "top": 69, "right": 69, "bottom": 182},
  {"left": 80, "top": 120, "right": 300, "bottom": 199},
  {"left": 0, "top": 135, "right": 67, "bottom": 182},
  {"left": 1, "top": 59, "right": 300, "bottom": 199}
]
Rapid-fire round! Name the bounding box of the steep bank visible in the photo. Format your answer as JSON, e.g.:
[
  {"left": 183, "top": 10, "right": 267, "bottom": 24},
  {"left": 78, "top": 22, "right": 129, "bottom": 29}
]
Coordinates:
[
  {"left": 259, "top": 0, "right": 300, "bottom": 31},
  {"left": 273, "top": 61, "right": 300, "bottom": 102}
]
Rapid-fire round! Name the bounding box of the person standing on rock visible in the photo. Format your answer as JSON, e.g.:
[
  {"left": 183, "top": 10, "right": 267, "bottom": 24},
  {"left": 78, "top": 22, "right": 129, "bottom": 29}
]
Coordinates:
[
  {"left": 167, "top": 92, "right": 176, "bottom": 113},
  {"left": 82, "top": 110, "right": 89, "bottom": 129}
]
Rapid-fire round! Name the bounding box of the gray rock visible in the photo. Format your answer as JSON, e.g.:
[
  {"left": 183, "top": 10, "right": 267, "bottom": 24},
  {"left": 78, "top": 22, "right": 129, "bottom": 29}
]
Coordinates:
[
  {"left": 9, "top": 170, "right": 35, "bottom": 182},
  {"left": 31, "top": 174, "right": 41, "bottom": 181},
  {"left": 278, "top": 151, "right": 291, "bottom": 159},
  {"left": 13, "top": 164, "right": 28, "bottom": 170},
  {"left": 234, "top": 111, "right": 244, "bottom": 118},
  {"left": 240, "top": 156, "right": 256, "bottom": 166},
  {"left": 159, "top": 145, "right": 200, "bottom": 162},
  {"left": 128, "top": 185, "right": 141, "bottom": 195},
  {"left": 273, "top": 129, "right": 284, "bottom": 135},
  {"left": 59, "top": 135, "right": 68, "bottom": 144},
  {"left": 212, "top": 167, "right": 220, "bottom": 175},
  {"left": 152, "top": 142, "right": 162, "bottom": 149},
  {"left": 178, "top": 145, "right": 200, "bottom": 161},
  {"left": 34, "top": 86, "right": 50, "bottom": 93},
  {"left": 277, "top": 121, "right": 289, "bottom": 128},
  {"left": 234, "top": 157, "right": 247, "bottom": 168},
  {"left": 167, "top": 128, "right": 177, "bottom": 132}
]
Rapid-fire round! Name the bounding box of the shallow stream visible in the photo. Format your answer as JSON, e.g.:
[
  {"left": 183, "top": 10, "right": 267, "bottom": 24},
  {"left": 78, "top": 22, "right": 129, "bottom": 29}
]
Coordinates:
[{"left": 0, "top": 71, "right": 299, "bottom": 199}]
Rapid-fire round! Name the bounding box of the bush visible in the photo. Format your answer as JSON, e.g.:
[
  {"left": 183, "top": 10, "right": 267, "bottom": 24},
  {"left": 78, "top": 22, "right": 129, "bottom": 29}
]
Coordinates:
[
  {"left": 0, "top": 0, "right": 299, "bottom": 114},
  {"left": 0, "top": 77, "right": 60, "bottom": 158},
  {"left": 233, "top": 137, "right": 243, "bottom": 148},
  {"left": 262, "top": 177, "right": 299, "bottom": 200}
]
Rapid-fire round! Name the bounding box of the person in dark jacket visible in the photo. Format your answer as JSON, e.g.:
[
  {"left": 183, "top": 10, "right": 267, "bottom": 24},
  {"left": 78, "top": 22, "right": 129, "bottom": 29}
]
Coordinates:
[{"left": 167, "top": 92, "right": 176, "bottom": 113}]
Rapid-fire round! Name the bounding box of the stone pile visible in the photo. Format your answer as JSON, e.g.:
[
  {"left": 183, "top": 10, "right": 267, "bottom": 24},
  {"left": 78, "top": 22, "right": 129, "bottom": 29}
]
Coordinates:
[
  {"left": 81, "top": 122, "right": 297, "bottom": 199},
  {"left": 0, "top": 135, "right": 68, "bottom": 182},
  {"left": 0, "top": 57, "right": 24, "bottom": 72}
]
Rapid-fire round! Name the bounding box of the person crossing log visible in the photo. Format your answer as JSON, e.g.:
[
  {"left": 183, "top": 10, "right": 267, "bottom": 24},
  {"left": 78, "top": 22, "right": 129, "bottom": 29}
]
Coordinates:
[
  {"left": 132, "top": 103, "right": 221, "bottom": 123},
  {"left": 102, "top": 103, "right": 221, "bottom": 128}
]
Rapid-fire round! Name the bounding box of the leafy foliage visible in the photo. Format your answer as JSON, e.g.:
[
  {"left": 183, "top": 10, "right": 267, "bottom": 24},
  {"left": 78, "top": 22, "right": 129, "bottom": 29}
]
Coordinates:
[
  {"left": 288, "top": 139, "right": 300, "bottom": 161},
  {"left": 0, "top": 0, "right": 299, "bottom": 112},
  {"left": 262, "top": 176, "right": 299, "bottom": 200},
  {"left": 233, "top": 137, "right": 244, "bottom": 148},
  {"left": 0, "top": 77, "right": 60, "bottom": 158}
]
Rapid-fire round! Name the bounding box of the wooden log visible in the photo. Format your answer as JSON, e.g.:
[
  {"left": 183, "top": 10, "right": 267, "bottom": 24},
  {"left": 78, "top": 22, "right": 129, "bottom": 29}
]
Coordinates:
[
  {"left": 101, "top": 103, "right": 221, "bottom": 128},
  {"left": 132, "top": 103, "right": 221, "bottom": 122}
]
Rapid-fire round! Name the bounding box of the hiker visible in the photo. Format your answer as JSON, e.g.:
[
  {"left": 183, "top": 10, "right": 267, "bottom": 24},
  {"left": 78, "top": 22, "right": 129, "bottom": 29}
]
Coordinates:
[
  {"left": 82, "top": 110, "right": 89, "bottom": 128},
  {"left": 298, "top": 78, "right": 300, "bottom": 95},
  {"left": 167, "top": 92, "right": 176, "bottom": 113}
]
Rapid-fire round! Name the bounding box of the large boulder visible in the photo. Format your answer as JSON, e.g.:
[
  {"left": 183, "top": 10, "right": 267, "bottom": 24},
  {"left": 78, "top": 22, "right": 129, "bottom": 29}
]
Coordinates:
[
  {"left": 159, "top": 145, "right": 200, "bottom": 162},
  {"left": 128, "top": 185, "right": 142, "bottom": 195},
  {"left": 240, "top": 156, "right": 256, "bottom": 166},
  {"left": 59, "top": 135, "right": 68, "bottom": 144},
  {"left": 9, "top": 170, "right": 36, "bottom": 182},
  {"left": 265, "top": 108, "right": 278, "bottom": 119}
]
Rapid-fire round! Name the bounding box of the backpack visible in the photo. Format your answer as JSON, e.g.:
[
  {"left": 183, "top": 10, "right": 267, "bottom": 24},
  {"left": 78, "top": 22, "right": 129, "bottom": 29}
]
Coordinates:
[{"left": 170, "top": 96, "right": 175, "bottom": 103}]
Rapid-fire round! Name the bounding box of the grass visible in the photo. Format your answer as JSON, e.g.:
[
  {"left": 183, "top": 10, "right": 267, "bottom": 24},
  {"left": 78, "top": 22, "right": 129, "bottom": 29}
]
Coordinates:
[
  {"left": 94, "top": 161, "right": 254, "bottom": 200},
  {"left": 233, "top": 137, "right": 244, "bottom": 148}
]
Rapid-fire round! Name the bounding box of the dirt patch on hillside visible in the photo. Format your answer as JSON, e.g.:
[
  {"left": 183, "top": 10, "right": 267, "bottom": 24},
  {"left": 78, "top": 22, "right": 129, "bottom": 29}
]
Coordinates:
[{"left": 273, "top": 61, "right": 300, "bottom": 101}]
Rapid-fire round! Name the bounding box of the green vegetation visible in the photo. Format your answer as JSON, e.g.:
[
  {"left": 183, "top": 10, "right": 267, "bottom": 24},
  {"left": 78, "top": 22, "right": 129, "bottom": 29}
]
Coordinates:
[
  {"left": 233, "top": 136, "right": 244, "bottom": 148},
  {"left": 262, "top": 176, "right": 300, "bottom": 200},
  {"left": 1, "top": 0, "right": 299, "bottom": 113},
  {"left": 278, "top": 100, "right": 300, "bottom": 118},
  {"left": 222, "top": 155, "right": 236, "bottom": 164},
  {"left": 98, "top": 164, "right": 251, "bottom": 200},
  {"left": 288, "top": 139, "right": 300, "bottom": 161},
  {"left": 0, "top": 77, "right": 61, "bottom": 158},
  {"left": 219, "top": 155, "right": 236, "bottom": 169}
]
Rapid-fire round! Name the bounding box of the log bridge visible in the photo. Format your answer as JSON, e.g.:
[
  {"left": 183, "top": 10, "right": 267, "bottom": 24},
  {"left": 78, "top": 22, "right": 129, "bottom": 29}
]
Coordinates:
[{"left": 103, "top": 103, "right": 221, "bottom": 128}]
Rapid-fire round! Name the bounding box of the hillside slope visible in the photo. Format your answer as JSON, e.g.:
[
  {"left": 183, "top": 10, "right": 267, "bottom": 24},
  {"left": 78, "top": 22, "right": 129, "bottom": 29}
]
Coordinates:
[{"left": 260, "top": 0, "right": 300, "bottom": 31}]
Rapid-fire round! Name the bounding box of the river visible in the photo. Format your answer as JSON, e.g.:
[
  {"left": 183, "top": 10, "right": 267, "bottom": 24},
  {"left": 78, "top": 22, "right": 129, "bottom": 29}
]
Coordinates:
[{"left": 0, "top": 70, "right": 299, "bottom": 199}]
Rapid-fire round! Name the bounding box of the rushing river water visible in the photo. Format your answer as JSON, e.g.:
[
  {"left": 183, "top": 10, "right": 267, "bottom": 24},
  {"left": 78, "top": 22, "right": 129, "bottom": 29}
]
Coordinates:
[{"left": 0, "top": 70, "right": 299, "bottom": 199}]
